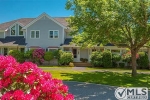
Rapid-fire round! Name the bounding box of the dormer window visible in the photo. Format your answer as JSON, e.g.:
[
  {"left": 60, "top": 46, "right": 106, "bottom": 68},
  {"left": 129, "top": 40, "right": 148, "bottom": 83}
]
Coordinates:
[
  {"left": 11, "top": 25, "right": 16, "bottom": 36},
  {"left": 19, "top": 26, "right": 23, "bottom": 36}
]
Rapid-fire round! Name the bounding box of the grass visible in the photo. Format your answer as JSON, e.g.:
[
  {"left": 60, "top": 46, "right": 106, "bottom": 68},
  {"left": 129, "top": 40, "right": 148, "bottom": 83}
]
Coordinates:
[{"left": 42, "top": 67, "right": 150, "bottom": 88}]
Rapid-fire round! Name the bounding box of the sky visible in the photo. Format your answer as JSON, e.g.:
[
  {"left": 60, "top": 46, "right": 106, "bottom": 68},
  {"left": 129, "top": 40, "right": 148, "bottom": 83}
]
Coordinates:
[{"left": 0, "top": 0, "right": 73, "bottom": 23}]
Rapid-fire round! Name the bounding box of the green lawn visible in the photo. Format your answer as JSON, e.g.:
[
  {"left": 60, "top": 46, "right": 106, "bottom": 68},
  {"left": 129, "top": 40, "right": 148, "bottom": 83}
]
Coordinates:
[{"left": 42, "top": 67, "right": 150, "bottom": 88}]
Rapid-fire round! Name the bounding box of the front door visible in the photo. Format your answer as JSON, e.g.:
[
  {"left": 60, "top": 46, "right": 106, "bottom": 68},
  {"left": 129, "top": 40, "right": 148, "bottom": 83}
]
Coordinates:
[
  {"left": 73, "top": 49, "right": 78, "bottom": 62},
  {"left": 4, "top": 48, "right": 8, "bottom": 56}
]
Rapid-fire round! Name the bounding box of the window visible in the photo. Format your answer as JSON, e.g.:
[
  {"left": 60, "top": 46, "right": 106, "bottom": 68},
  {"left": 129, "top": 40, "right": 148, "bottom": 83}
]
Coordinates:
[
  {"left": 30, "top": 30, "right": 40, "bottom": 38},
  {"left": 11, "top": 25, "right": 16, "bottom": 35},
  {"left": 19, "top": 26, "right": 23, "bottom": 35},
  {"left": 92, "top": 49, "right": 97, "bottom": 52},
  {"left": 49, "top": 30, "right": 59, "bottom": 38}
]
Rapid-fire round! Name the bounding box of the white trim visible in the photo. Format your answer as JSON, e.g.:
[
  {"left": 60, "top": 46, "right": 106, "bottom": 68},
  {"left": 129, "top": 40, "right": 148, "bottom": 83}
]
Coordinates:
[
  {"left": 30, "top": 30, "right": 40, "bottom": 39},
  {"left": 18, "top": 25, "right": 24, "bottom": 36},
  {"left": 26, "top": 29, "right": 27, "bottom": 39},
  {"left": 4, "top": 31, "right": 6, "bottom": 38},
  {"left": 48, "top": 48, "right": 58, "bottom": 51},
  {"left": 48, "top": 30, "right": 59, "bottom": 39},
  {"left": 62, "top": 28, "right": 64, "bottom": 44},
  {"left": 10, "top": 25, "right": 16, "bottom": 36},
  {"left": 23, "top": 13, "right": 66, "bottom": 29},
  {"left": 9, "top": 21, "right": 24, "bottom": 29},
  {"left": 9, "top": 22, "right": 24, "bottom": 36}
]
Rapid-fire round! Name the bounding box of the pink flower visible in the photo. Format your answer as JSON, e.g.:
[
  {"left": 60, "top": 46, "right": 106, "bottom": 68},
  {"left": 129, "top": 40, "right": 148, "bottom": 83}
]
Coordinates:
[
  {"left": 0, "top": 80, "right": 2, "bottom": 90},
  {"left": 1, "top": 77, "right": 12, "bottom": 87},
  {"left": 24, "top": 94, "right": 35, "bottom": 100},
  {"left": 0, "top": 55, "right": 74, "bottom": 100},
  {"left": 41, "top": 80, "right": 54, "bottom": 92},
  {"left": 59, "top": 85, "right": 69, "bottom": 93},
  {"left": 13, "top": 90, "right": 24, "bottom": 100},
  {"left": 1, "top": 91, "right": 13, "bottom": 100},
  {"left": 3, "top": 67, "right": 16, "bottom": 78},
  {"left": 51, "top": 93, "right": 64, "bottom": 100},
  {"left": 24, "top": 73, "right": 36, "bottom": 85},
  {"left": 64, "top": 94, "right": 74, "bottom": 100},
  {"left": 30, "top": 88, "right": 40, "bottom": 98}
]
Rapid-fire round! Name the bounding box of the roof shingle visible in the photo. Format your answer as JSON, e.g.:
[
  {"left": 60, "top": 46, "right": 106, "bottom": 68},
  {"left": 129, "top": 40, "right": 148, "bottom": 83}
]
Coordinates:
[
  {"left": 0, "top": 17, "right": 68, "bottom": 30},
  {"left": 0, "top": 36, "right": 26, "bottom": 45}
]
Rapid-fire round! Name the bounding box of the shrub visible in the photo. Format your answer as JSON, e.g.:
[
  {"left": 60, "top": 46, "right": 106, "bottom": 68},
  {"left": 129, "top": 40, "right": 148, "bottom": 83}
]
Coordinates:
[
  {"left": 122, "top": 52, "right": 131, "bottom": 63},
  {"left": 112, "top": 54, "right": 121, "bottom": 62},
  {"left": 44, "top": 51, "right": 54, "bottom": 64},
  {"left": 69, "top": 62, "right": 74, "bottom": 67},
  {"left": 0, "top": 56, "right": 74, "bottom": 100},
  {"left": 112, "top": 54, "right": 121, "bottom": 67},
  {"left": 24, "top": 50, "right": 33, "bottom": 59},
  {"left": 122, "top": 51, "right": 139, "bottom": 63},
  {"left": 32, "top": 49, "right": 45, "bottom": 65},
  {"left": 90, "top": 51, "right": 103, "bottom": 67},
  {"left": 58, "top": 51, "right": 73, "bottom": 65},
  {"left": 137, "top": 52, "right": 149, "bottom": 69},
  {"left": 53, "top": 50, "right": 59, "bottom": 59},
  {"left": 119, "top": 62, "right": 125, "bottom": 68},
  {"left": 102, "top": 50, "right": 112, "bottom": 67},
  {"left": 8, "top": 50, "right": 25, "bottom": 63}
]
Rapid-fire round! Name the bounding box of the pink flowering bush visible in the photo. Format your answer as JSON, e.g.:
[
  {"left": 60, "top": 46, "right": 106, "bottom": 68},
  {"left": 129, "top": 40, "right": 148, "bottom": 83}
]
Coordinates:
[
  {"left": 0, "top": 55, "right": 74, "bottom": 100},
  {"left": 32, "top": 48, "right": 45, "bottom": 64}
]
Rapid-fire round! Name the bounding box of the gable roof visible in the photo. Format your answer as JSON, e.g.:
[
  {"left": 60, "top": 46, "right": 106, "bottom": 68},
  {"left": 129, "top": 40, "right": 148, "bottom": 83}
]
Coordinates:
[
  {"left": 0, "top": 13, "right": 68, "bottom": 31},
  {"left": 0, "top": 18, "right": 34, "bottom": 30},
  {"left": 22, "top": 13, "right": 67, "bottom": 29}
]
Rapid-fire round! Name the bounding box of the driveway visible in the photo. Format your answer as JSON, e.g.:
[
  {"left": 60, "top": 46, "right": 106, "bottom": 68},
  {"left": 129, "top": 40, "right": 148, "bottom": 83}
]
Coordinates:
[
  {"left": 64, "top": 81, "right": 117, "bottom": 100},
  {"left": 64, "top": 81, "right": 150, "bottom": 100}
]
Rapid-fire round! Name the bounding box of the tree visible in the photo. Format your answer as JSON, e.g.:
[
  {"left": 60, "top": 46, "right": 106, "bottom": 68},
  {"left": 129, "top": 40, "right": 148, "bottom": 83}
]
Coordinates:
[{"left": 66, "top": 0, "right": 150, "bottom": 76}]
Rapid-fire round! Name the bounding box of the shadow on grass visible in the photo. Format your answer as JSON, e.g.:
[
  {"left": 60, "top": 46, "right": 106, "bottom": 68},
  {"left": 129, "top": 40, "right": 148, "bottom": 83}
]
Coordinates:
[{"left": 61, "top": 71, "right": 150, "bottom": 88}]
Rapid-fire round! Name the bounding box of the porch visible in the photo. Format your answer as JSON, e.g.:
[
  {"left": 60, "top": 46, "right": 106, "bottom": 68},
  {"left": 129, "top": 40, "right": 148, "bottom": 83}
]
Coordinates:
[
  {"left": 0, "top": 46, "right": 25, "bottom": 55},
  {"left": 61, "top": 46, "right": 104, "bottom": 62}
]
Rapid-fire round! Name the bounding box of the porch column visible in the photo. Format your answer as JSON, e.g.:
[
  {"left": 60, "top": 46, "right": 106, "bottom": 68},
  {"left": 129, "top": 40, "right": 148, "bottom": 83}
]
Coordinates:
[
  {"left": 88, "top": 49, "right": 91, "bottom": 62},
  {"left": 69, "top": 47, "right": 72, "bottom": 52},
  {"left": 148, "top": 48, "right": 150, "bottom": 61},
  {"left": 25, "top": 46, "right": 28, "bottom": 52},
  {"left": 77, "top": 48, "right": 80, "bottom": 62},
  {"left": 0, "top": 48, "right": 3, "bottom": 55},
  {"left": 120, "top": 49, "right": 122, "bottom": 55},
  {"left": 1, "top": 48, "right": 3, "bottom": 55},
  {"left": 61, "top": 47, "right": 64, "bottom": 51}
]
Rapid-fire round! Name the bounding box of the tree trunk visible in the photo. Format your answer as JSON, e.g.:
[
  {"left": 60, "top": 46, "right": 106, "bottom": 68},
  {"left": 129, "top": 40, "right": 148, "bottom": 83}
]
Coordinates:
[{"left": 131, "top": 50, "right": 137, "bottom": 77}]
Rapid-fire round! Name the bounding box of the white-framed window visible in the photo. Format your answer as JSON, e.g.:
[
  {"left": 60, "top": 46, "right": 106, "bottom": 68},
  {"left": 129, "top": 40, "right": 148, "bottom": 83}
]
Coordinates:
[
  {"left": 11, "top": 25, "right": 16, "bottom": 36},
  {"left": 19, "top": 26, "right": 23, "bottom": 36},
  {"left": 30, "top": 30, "right": 40, "bottom": 39},
  {"left": 49, "top": 30, "right": 59, "bottom": 38}
]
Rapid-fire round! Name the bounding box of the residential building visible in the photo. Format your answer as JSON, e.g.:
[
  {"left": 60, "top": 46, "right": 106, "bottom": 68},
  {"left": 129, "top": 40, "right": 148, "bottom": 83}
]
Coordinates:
[{"left": 0, "top": 13, "right": 149, "bottom": 62}]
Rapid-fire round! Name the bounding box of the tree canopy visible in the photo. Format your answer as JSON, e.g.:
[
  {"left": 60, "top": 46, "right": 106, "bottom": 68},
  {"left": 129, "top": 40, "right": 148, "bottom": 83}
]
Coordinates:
[{"left": 66, "top": 0, "right": 150, "bottom": 76}]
